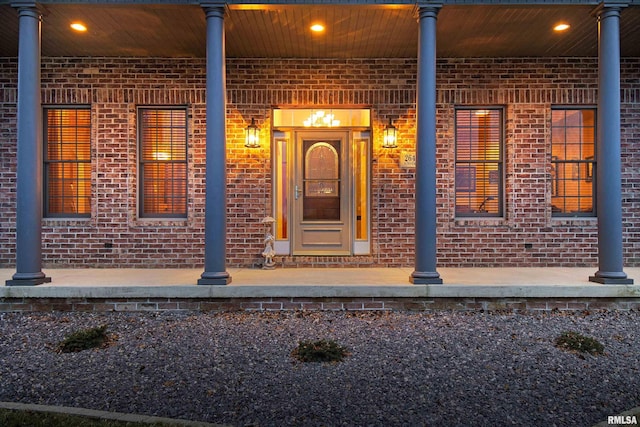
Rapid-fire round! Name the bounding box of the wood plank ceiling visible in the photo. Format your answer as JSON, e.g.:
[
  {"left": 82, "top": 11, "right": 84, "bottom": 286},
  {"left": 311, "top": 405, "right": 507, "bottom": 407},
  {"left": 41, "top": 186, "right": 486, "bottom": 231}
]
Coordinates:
[{"left": 0, "top": 3, "right": 639, "bottom": 58}]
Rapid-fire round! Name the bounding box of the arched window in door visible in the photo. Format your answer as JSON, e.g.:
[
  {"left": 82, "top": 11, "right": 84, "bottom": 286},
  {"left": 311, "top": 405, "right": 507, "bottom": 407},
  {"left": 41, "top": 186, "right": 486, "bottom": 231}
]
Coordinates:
[{"left": 303, "top": 141, "right": 340, "bottom": 220}]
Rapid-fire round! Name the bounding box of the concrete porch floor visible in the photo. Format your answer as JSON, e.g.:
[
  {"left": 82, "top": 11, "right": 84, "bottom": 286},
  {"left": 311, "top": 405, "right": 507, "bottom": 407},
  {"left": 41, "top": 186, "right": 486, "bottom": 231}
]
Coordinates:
[{"left": 1, "top": 267, "right": 639, "bottom": 299}]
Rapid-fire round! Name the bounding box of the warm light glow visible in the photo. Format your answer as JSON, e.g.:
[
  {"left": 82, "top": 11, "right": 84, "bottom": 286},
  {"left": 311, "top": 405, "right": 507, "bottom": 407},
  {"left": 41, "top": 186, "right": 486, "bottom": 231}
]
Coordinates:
[
  {"left": 70, "top": 22, "right": 87, "bottom": 32},
  {"left": 303, "top": 110, "right": 340, "bottom": 127},
  {"left": 245, "top": 118, "right": 260, "bottom": 148},
  {"left": 554, "top": 23, "right": 570, "bottom": 32},
  {"left": 310, "top": 23, "right": 325, "bottom": 32},
  {"left": 273, "top": 108, "right": 370, "bottom": 128},
  {"left": 383, "top": 118, "right": 397, "bottom": 149},
  {"left": 152, "top": 152, "right": 171, "bottom": 161}
]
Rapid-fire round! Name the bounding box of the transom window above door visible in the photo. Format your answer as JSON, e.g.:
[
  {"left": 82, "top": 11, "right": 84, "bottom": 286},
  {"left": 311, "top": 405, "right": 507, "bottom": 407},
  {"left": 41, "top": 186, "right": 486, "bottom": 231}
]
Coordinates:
[{"left": 273, "top": 108, "right": 370, "bottom": 128}]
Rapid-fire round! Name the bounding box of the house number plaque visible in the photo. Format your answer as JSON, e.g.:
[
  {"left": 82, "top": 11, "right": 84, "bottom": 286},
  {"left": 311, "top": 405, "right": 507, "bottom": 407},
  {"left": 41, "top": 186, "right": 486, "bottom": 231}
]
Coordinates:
[{"left": 400, "top": 151, "right": 416, "bottom": 168}]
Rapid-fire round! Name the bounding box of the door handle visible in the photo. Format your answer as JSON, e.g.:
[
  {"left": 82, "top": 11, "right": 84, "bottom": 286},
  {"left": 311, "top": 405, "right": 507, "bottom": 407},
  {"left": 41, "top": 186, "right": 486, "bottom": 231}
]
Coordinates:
[{"left": 295, "top": 185, "right": 302, "bottom": 200}]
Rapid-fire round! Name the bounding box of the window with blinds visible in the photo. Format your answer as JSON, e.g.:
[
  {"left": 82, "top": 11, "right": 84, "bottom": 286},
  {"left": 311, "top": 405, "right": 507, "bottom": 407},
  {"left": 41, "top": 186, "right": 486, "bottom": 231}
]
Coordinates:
[
  {"left": 551, "top": 108, "right": 596, "bottom": 217},
  {"left": 455, "top": 108, "right": 503, "bottom": 217},
  {"left": 138, "top": 107, "right": 187, "bottom": 218},
  {"left": 44, "top": 107, "right": 91, "bottom": 217}
]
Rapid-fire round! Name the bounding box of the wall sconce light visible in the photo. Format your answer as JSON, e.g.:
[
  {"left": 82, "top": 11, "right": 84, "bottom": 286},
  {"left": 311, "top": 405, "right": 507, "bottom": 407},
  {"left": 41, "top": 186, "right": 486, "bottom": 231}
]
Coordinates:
[
  {"left": 245, "top": 118, "right": 260, "bottom": 148},
  {"left": 383, "top": 118, "right": 397, "bottom": 148}
]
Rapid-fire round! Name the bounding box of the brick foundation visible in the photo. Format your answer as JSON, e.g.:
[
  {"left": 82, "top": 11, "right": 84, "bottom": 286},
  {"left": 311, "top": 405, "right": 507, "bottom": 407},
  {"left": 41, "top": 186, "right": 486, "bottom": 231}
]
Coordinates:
[{"left": 1, "top": 296, "right": 639, "bottom": 313}]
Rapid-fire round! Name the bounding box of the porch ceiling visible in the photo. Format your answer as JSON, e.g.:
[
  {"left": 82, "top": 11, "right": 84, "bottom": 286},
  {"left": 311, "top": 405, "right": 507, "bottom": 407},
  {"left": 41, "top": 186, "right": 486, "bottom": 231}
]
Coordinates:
[{"left": 0, "top": 3, "right": 639, "bottom": 58}]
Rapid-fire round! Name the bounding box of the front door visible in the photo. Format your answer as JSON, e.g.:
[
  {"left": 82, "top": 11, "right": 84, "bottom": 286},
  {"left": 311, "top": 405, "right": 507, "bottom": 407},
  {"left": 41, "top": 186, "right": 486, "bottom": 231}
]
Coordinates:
[{"left": 292, "top": 130, "right": 351, "bottom": 255}]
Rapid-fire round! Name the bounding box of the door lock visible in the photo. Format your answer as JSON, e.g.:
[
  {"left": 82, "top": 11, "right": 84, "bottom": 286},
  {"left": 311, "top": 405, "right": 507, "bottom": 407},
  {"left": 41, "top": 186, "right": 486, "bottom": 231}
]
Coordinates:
[{"left": 295, "top": 185, "right": 302, "bottom": 200}]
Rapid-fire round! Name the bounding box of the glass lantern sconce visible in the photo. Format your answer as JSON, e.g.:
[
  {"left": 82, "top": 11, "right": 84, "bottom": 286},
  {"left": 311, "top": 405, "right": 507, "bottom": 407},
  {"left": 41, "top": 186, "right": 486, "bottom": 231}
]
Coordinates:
[
  {"left": 245, "top": 118, "right": 260, "bottom": 148},
  {"left": 383, "top": 118, "right": 397, "bottom": 148}
]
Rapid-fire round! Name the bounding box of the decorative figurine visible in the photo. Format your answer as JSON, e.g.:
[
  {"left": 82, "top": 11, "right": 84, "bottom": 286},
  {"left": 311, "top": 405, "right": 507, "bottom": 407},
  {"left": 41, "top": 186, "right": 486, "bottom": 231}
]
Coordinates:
[{"left": 261, "top": 216, "right": 276, "bottom": 269}]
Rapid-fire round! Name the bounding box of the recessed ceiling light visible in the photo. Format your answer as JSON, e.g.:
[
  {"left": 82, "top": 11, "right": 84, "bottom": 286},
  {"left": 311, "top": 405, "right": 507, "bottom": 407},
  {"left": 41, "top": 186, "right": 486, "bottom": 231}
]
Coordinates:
[
  {"left": 554, "top": 23, "right": 570, "bottom": 32},
  {"left": 310, "top": 23, "right": 325, "bottom": 33},
  {"left": 70, "top": 22, "right": 87, "bottom": 32}
]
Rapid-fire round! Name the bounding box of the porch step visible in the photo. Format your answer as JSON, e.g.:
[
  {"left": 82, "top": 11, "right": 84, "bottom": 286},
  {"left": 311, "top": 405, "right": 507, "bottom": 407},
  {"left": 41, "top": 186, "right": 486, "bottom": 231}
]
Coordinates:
[{"left": 1, "top": 267, "right": 638, "bottom": 313}]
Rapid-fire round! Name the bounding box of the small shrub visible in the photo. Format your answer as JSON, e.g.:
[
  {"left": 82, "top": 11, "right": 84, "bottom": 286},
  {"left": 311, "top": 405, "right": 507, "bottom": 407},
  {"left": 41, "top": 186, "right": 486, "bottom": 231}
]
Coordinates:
[
  {"left": 554, "top": 331, "right": 604, "bottom": 355},
  {"left": 292, "top": 339, "right": 350, "bottom": 363},
  {"left": 57, "top": 325, "right": 110, "bottom": 353}
]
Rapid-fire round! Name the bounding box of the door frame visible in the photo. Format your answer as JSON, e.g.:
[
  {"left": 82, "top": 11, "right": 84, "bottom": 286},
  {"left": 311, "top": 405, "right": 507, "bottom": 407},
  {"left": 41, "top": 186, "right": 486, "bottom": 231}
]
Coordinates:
[{"left": 271, "top": 108, "right": 372, "bottom": 257}]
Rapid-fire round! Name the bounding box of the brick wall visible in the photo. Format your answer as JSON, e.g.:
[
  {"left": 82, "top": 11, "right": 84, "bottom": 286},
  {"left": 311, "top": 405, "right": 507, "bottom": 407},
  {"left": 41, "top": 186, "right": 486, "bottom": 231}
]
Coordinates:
[
  {"left": 621, "top": 59, "right": 640, "bottom": 266},
  {"left": 2, "top": 296, "right": 640, "bottom": 313},
  {"left": 0, "top": 57, "right": 638, "bottom": 268}
]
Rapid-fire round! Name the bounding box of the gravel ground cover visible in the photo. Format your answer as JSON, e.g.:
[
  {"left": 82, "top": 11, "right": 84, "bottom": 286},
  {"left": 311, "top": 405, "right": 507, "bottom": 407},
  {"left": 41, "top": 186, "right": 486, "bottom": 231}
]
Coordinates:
[{"left": 1, "top": 310, "right": 639, "bottom": 427}]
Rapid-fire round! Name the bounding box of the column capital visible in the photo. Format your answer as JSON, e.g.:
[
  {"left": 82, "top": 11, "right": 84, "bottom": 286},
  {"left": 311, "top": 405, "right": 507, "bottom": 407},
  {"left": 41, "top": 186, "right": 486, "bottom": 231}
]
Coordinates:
[
  {"left": 201, "top": 2, "right": 226, "bottom": 16},
  {"left": 11, "top": 1, "right": 39, "bottom": 8},
  {"left": 592, "top": 2, "right": 629, "bottom": 18},
  {"left": 415, "top": 1, "right": 443, "bottom": 8},
  {"left": 414, "top": 2, "right": 442, "bottom": 20},
  {"left": 200, "top": 1, "right": 226, "bottom": 6},
  {"left": 11, "top": 1, "right": 43, "bottom": 17}
]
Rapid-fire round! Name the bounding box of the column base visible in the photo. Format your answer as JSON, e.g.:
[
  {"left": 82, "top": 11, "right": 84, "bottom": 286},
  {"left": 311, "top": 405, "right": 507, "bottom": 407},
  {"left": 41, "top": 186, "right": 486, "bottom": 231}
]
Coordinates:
[
  {"left": 6, "top": 276, "right": 51, "bottom": 286},
  {"left": 589, "top": 274, "right": 634, "bottom": 285},
  {"left": 410, "top": 271, "right": 443, "bottom": 285},
  {"left": 198, "top": 272, "right": 232, "bottom": 286}
]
